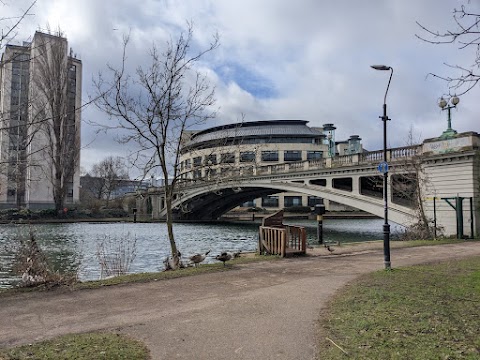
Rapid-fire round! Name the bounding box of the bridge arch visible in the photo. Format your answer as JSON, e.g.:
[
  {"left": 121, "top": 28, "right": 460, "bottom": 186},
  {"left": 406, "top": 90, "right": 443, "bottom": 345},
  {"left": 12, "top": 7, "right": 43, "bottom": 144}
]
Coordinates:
[{"left": 160, "top": 179, "right": 415, "bottom": 227}]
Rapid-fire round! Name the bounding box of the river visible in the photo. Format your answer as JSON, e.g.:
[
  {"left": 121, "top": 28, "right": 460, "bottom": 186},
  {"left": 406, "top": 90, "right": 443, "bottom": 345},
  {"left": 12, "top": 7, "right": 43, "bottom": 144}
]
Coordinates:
[{"left": 0, "top": 218, "right": 403, "bottom": 287}]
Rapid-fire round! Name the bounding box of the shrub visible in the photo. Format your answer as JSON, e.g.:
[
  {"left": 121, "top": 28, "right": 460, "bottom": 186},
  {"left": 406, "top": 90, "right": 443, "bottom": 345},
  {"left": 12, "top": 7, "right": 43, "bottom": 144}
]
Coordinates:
[
  {"left": 399, "top": 222, "right": 444, "bottom": 240},
  {"left": 96, "top": 233, "right": 137, "bottom": 279},
  {"left": 247, "top": 207, "right": 265, "bottom": 213},
  {"left": 12, "top": 230, "right": 77, "bottom": 288},
  {"left": 100, "top": 208, "right": 129, "bottom": 218},
  {"left": 37, "top": 208, "right": 59, "bottom": 218}
]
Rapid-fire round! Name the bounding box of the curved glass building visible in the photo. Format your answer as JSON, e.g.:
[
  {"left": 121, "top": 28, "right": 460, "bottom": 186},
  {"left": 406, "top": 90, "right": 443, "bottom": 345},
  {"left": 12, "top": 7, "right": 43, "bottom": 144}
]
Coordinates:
[{"left": 179, "top": 120, "right": 362, "bottom": 211}]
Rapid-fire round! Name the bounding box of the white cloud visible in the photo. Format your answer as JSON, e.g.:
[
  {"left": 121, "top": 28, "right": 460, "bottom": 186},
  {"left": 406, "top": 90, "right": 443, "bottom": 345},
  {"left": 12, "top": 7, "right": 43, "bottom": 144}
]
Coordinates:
[{"left": 2, "top": 0, "right": 479, "bottom": 172}]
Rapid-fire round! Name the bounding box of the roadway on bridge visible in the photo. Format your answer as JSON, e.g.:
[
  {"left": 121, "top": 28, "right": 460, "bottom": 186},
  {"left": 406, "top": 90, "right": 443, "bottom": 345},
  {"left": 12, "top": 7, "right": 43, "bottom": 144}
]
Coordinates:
[{"left": 1, "top": 241, "right": 479, "bottom": 359}]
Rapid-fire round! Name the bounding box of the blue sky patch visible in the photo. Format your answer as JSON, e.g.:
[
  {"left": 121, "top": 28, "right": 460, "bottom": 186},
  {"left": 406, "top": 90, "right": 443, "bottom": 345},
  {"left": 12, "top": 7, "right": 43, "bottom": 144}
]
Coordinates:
[{"left": 216, "top": 62, "right": 276, "bottom": 99}]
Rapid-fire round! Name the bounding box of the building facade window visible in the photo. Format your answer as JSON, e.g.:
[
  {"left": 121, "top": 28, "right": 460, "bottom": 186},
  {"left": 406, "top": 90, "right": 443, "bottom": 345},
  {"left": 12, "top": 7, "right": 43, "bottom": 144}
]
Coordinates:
[
  {"left": 284, "top": 196, "right": 302, "bottom": 207},
  {"left": 262, "top": 196, "right": 279, "bottom": 208},
  {"left": 240, "top": 151, "right": 256, "bottom": 162},
  {"left": 193, "top": 169, "right": 202, "bottom": 179},
  {"left": 284, "top": 150, "right": 302, "bottom": 162},
  {"left": 66, "top": 183, "right": 74, "bottom": 198},
  {"left": 307, "top": 151, "right": 323, "bottom": 161},
  {"left": 205, "top": 153, "right": 217, "bottom": 165},
  {"left": 308, "top": 196, "right": 323, "bottom": 207},
  {"left": 220, "top": 152, "right": 235, "bottom": 164},
  {"left": 193, "top": 156, "right": 202, "bottom": 167},
  {"left": 242, "top": 199, "right": 255, "bottom": 207},
  {"left": 206, "top": 168, "right": 216, "bottom": 178},
  {"left": 261, "top": 150, "right": 279, "bottom": 162}
]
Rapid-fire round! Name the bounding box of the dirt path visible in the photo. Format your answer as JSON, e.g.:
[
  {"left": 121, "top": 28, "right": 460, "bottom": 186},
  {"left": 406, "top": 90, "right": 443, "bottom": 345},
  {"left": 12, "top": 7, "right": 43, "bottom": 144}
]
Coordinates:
[{"left": 1, "top": 242, "right": 479, "bottom": 359}]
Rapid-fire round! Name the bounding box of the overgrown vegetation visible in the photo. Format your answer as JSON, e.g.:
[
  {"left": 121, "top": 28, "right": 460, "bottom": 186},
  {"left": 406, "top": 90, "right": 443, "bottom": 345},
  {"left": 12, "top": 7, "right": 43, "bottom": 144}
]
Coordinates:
[
  {"left": 10, "top": 230, "right": 76, "bottom": 288},
  {"left": 0, "top": 207, "right": 129, "bottom": 221},
  {"left": 392, "top": 128, "right": 441, "bottom": 240},
  {"left": 319, "top": 257, "right": 480, "bottom": 359},
  {"left": 96, "top": 233, "right": 137, "bottom": 279},
  {"left": 0, "top": 332, "right": 149, "bottom": 359},
  {"left": 284, "top": 206, "right": 312, "bottom": 213}
]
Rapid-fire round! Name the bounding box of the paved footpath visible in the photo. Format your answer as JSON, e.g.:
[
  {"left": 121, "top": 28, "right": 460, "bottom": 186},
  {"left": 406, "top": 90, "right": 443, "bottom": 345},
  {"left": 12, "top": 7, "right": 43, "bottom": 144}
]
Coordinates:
[{"left": 1, "top": 242, "right": 480, "bottom": 359}]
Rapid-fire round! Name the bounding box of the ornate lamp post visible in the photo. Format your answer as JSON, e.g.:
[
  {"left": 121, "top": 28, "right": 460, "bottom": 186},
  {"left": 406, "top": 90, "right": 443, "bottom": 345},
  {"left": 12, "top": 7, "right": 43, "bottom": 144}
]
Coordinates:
[
  {"left": 371, "top": 64, "right": 393, "bottom": 270},
  {"left": 322, "top": 123, "right": 337, "bottom": 158},
  {"left": 439, "top": 95, "right": 460, "bottom": 139}
]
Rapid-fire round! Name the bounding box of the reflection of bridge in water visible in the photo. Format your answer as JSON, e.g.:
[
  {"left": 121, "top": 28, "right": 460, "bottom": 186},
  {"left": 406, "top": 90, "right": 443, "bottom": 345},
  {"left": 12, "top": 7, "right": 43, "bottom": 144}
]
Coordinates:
[{"left": 144, "top": 133, "right": 480, "bottom": 237}]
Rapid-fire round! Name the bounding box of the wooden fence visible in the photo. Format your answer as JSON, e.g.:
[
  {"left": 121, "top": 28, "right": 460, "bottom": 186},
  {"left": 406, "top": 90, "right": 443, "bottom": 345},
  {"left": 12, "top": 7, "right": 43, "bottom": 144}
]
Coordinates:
[{"left": 258, "top": 210, "right": 307, "bottom": 257}]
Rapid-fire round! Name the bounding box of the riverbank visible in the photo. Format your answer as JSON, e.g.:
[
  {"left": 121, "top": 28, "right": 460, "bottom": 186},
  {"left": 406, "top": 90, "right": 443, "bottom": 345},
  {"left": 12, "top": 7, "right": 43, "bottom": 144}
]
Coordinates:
[
  {"left": 0, "top": 209, "right": 376, "bottom": 224},
  {"left": 1, "top": 241, "right": 478, "bottom": 359},
  {"left": 0, "top": 218, "right": 406, "bottom": 287}
]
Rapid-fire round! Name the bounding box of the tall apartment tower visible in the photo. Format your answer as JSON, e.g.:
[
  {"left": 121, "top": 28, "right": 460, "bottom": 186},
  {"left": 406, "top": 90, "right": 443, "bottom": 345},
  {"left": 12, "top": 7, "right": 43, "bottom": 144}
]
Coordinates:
[{"left": 0, "top": 31, "right": 82, "bottom": 209}]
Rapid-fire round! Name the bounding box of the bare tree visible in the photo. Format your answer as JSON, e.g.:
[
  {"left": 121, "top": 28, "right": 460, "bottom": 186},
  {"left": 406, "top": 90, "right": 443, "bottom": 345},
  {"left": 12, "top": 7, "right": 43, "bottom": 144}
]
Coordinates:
[
  {"left": 0, "top": 1, "right": 36, "bottom": 50},
  {"left": 90, "top": 156, "right": 129, "bottom": 206},
  {"left": 391, "top": 128, "right": 437, "bottom": 239},
  {"left": 416, "top": 2, "right": 480, "bottom": 95},
  {"left": 94, "top": 25, "right": 219, "bottom": 268},
  {"left": 30, "top": 29, "right": 81, "bottom": 211}
]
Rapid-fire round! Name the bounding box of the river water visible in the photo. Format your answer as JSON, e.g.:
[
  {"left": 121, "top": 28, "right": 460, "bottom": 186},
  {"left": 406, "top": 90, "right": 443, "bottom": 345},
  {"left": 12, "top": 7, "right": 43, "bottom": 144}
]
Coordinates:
[{"left": 0, "top": 219, "right": 403, "bottom": 287}]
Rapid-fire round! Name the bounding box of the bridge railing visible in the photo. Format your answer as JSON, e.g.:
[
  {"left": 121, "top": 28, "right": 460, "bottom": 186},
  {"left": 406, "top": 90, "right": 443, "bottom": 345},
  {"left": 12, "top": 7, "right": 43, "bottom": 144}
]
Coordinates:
[
  {"left": 175, "top": 144, "right": 423, "bottom": 188},
  {"left": 361, "top": 150, "right": 384, "bottom": 163},
  {"left": 361, "top": 145, "right": 421, "bottom": 163},
  {"left": 332, "top": 154, "right": 355, "bottom": 166},
  {"left": 391, "top": 145, "right": 420, "bottom": 159}
]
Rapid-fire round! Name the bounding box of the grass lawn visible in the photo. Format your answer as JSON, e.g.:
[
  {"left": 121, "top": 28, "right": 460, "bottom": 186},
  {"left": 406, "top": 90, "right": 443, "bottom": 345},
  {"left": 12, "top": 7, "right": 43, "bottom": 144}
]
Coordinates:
[
  {"left": 319, "top": 256, "right": 480, "bottom": 359},
  {"left": 0, "top": 333, "right": 149, "bottom": 360}
]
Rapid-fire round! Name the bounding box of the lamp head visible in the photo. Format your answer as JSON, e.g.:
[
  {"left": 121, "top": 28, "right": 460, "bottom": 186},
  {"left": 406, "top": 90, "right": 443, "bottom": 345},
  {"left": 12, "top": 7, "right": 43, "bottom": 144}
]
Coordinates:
[
  {"left": 438, "top": 97, "right": 447, "bottom": 109},
  {"left": 371, "top": 65, "right": 391, "bottom": 71},
  {"left": 451, "top": 95, "right": 460, "bottom": 106}
]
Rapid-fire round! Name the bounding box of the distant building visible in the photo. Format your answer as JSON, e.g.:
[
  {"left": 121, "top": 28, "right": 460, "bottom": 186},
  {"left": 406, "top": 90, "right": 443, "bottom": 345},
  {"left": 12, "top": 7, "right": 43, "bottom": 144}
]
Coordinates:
[
  {"left": 0, "top": 31, "right": 82, "bottom": 209},
  {"left": 80, "top": 176, "right": 150, "bottom": 203},
  {"left": 179, "top": 120, "right": 363, "bottom": 211}
]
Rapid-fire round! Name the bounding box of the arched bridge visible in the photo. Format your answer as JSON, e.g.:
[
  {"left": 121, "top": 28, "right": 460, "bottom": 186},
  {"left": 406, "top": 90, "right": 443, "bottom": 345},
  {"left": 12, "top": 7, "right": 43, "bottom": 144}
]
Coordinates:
[
  {"left": 143, "top": 132, "right": 479, "bottom": 237},
  {"left": 153, "top": 147, "right": 422, "bottom": 227}
]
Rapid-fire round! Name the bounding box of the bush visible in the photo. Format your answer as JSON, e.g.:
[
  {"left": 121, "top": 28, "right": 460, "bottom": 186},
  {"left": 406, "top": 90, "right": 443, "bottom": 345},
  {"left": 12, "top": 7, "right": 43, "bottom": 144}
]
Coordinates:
[
  {"left": 399, "top": 222, "right": 443, "bottom": 240},
  {"left": 247, "top": 207, "right": 265, "bottom": 213},
  {"left": 12, "top": 230, "right": 77, "bottom": 288},
  {"left": 0, "top": 207, "right": 129, "bottom": 220},
  {"left": 100, "top": 208, "right": 129, "bottom": 218},
  {"left": 37, "top": 208, "right": 59, "bottom": 217},
  {"left": 96, "top": 233, "right": 137, "bottom": 279}
]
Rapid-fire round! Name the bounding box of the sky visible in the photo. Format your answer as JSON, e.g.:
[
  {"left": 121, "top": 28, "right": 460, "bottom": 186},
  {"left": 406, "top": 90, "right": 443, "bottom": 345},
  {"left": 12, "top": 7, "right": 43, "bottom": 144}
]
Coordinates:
[{"left": 2, "top": 0, "right": 480, "bottom": 177}]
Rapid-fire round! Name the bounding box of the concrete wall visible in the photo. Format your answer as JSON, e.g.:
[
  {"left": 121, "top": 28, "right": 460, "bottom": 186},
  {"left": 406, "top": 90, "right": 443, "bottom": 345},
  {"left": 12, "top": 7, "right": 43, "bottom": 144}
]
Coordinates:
[{"left": 421, "top": 134, "right": 480, "bottom": 237}]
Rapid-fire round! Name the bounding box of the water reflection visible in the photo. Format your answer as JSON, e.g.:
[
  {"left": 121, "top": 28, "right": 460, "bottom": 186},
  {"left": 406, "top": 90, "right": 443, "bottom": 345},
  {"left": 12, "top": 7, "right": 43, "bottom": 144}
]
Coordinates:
[
  {"left": 285, "top": 218, "right": 404, "bottom": 243},
  {"left": 0, "top": 219, "right": 402, "bottom": 287}
]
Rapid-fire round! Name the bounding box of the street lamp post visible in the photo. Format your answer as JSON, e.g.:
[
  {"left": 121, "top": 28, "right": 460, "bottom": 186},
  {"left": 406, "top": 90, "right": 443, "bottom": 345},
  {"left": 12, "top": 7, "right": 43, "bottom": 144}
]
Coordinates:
[
  {"left": 438, "top": 95, "right": 460, "bottom": 139},
  {"left": 371, "top": 64, "right": 393, "bottom": 270}
]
